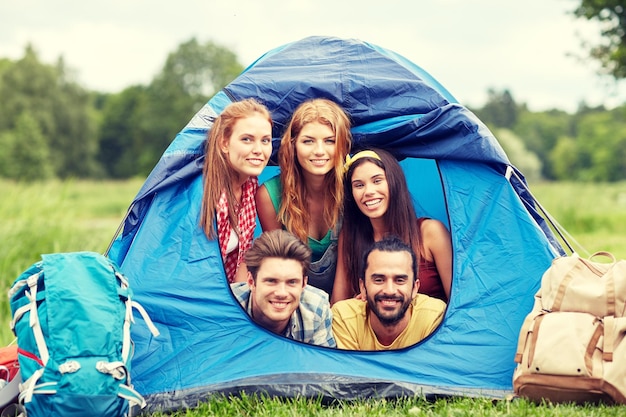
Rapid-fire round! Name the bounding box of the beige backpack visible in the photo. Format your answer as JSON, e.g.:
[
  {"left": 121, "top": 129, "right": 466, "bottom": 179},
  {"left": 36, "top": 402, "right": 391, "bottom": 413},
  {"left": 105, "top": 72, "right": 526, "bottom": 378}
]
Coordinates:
[{"left": 513, "top": 251, "right": 626, "bottom": 404}]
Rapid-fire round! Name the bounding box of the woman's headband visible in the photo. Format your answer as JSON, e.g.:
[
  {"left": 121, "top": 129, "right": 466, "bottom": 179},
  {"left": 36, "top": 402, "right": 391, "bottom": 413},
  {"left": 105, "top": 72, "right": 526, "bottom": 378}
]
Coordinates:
[{"left": 343, "top": 150, "right": 381, "bottom": 173}]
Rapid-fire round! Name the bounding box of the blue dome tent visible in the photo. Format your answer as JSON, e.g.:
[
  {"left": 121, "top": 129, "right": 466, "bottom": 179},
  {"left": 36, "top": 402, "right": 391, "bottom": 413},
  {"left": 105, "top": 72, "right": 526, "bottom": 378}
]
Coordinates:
[{"left": 107, "top": 36, "right": 562, "bottom": 413}]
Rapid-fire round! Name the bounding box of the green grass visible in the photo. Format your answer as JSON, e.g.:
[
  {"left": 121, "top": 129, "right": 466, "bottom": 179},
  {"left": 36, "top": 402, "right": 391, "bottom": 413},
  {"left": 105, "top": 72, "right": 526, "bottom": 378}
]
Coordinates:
[
  {"left": 1, "top": 179, "right": 625, "bottom": 416},
  {"left": 527, "top": 181, "right": 626, "bottom": 259},
  {"left": 147, "top": 393, "right": 626, "bottom": 416},
  {"left": 0, "top": 178, "right": 144, "bottom": 343}
]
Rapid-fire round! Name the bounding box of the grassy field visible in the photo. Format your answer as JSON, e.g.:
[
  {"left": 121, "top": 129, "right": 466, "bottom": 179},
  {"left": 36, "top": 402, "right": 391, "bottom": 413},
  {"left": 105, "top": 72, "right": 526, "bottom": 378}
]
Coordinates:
[
  {"left": 1, "top": 179, "right": 625, "bottom": 416},
  {"left": 527, "top": 181, "right": 626, "bottom": 259},
  {"left": 0, "top": 178, "right": 145, "bottom": 343}
]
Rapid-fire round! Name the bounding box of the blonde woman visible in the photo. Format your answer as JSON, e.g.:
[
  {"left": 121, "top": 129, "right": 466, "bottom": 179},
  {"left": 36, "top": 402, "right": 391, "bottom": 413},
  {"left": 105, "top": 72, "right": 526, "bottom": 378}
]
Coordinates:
[
  {"left": 256, "top": 98, "right": 352, "bottom": 296},
  {"left": 200, "top": 98, "right": 273, "bottom": 283}
]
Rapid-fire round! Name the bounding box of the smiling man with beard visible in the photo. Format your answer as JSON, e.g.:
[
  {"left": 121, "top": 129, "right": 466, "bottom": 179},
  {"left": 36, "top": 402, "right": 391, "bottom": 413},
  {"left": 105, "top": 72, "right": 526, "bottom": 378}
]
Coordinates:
[{"left": 331, "top": 236, "right": 446, "bottom": 350}]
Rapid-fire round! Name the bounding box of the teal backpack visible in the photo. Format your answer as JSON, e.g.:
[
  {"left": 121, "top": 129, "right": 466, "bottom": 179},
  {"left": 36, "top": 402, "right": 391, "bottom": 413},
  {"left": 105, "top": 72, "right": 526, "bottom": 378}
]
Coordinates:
[{"left": 8, "top": 252, "right": 159, "bottom": 416}]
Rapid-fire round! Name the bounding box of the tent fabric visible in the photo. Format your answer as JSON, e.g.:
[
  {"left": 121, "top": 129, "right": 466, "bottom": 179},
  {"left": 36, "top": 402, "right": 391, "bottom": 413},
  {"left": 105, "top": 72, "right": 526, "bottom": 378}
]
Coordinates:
[{"left": 107, "top": 36, "right": 562, "bottom": 413}]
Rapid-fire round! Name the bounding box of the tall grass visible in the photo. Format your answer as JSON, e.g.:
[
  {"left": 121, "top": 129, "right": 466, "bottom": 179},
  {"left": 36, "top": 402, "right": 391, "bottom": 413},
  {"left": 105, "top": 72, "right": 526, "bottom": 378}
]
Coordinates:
[
  {"left": 528, "top": 181, "right": 626, "bottom": 259},
  {"left": 1, "top": 179, "right": 625, "bottom": 416},
  {"left": 0, "top": 179, "right": 143, "bottom": 343}
]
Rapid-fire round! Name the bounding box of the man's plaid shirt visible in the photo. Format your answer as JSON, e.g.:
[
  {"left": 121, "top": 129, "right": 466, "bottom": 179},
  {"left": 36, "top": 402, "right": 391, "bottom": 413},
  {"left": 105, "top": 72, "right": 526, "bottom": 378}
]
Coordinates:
[{"left": 230, "top": 282, "right": 336, "bottom": 347}]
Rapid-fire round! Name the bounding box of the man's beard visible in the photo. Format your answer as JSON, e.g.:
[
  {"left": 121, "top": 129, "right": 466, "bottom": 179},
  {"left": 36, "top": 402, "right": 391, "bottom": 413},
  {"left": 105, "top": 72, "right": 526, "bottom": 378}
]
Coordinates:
[{"left": 367, "top": 293, "right": 412, "bottom": 326}]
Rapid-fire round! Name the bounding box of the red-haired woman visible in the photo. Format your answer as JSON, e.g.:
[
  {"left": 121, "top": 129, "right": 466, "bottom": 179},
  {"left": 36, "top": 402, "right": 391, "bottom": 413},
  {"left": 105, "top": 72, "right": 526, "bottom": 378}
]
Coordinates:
[
  {"left": 256, "top": 98, "right": 352, "bottom": 297},
  {"left": 200, "top": 98, "right": 273, "bottom": 283}
]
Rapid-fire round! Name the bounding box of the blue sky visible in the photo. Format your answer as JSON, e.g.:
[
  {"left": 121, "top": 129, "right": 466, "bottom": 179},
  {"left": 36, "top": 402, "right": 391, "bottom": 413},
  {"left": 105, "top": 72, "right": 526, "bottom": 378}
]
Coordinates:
[{"left": 1, "top": 0, "right": 623, "bottom": 112}]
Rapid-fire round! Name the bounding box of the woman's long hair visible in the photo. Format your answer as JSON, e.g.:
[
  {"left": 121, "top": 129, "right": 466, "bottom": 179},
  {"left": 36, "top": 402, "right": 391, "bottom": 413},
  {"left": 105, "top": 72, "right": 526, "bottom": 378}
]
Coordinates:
[
  {"left": 278, "top": 98, "right": 352, "bottom": 242},
  {"left": 200, "top": 98, "right": 272, "bottom": 238},
  {"left": 342, "top": 148, "right": 422, "bottom": 295}
]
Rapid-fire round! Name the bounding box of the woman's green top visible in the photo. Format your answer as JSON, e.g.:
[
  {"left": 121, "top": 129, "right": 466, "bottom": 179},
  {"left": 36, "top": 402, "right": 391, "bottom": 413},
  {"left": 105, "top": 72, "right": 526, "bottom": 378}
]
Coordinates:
[{"left": 262, "top": 176, "right": 338, "bottom": 296}]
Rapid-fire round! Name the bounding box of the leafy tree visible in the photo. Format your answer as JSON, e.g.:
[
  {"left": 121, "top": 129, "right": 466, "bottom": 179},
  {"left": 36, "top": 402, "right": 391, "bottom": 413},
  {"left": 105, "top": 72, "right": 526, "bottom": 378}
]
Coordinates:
[
  {"left": 0, "top": 58, "right": 10, "bottom": 90},
  {"left": 512, "top": 109, "right": 573, "bottom": 179},
  {"left": 144, "top": 38, "right": 244, "bottom": 157},
  {"left": 573, "top": 0, "right": 626, "bottom": 79},
  {"left": 573, "top": 109, "right": 626, "bottom": 181},
  {"left": 51, "top": 57, "right": 101, "bottom": 177},
  {"left": 97, "top": 86, "right": 151, "bottom": 178},
  {"left": 153, "top": 37, "right": 243, "bottom": 98},
  {"left": 492, "top": 128, "right": 543, "bottom": 182},
  {"left": 96, "top": 38, "right": 244, "bottom": 178},
  {"left": 0, "top": 113, "right": 54, "bottom": 180},
  {"left": 474, "top": 89, "right": 520, "bottom": 128},
  {"left": 0, "top": 45, "right": 100, "bottom": 178},
  {"left": 0, "top": 131, "right": 16, "bottom": 177},
  {"left": 0, "top": 45, "right": 57, "bottom": 134},
  {"left": 549, "top": 136, "right": 584, "bottom": 180}
]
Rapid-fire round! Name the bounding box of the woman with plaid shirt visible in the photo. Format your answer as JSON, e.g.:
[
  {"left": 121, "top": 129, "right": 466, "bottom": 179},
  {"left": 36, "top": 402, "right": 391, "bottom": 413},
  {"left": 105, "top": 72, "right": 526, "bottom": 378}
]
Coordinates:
[{"left": 200, "top": 98, "right": 273, "bottom": 283}]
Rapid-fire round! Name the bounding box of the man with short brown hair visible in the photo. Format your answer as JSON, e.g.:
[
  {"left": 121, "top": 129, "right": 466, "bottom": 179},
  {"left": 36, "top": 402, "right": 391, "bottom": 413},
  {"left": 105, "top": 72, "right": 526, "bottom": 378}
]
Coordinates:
[{"left": 230, "top": 229, "right": 336, "bottom": 347}]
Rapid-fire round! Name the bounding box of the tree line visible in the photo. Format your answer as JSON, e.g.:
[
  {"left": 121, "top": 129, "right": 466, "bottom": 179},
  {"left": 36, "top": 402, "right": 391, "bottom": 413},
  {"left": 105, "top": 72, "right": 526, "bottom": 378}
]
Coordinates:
[
  {"left": 473, "top": 89, "right": 626, "bottom": 182},
  {"left": 0, "top": 39, "right": 243, "bottom": 180},
  {"left": 1, "top": 36, "right": 625, "bottom": 182}
]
